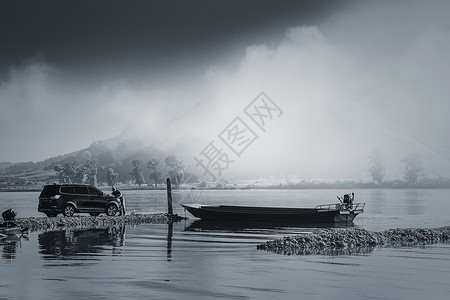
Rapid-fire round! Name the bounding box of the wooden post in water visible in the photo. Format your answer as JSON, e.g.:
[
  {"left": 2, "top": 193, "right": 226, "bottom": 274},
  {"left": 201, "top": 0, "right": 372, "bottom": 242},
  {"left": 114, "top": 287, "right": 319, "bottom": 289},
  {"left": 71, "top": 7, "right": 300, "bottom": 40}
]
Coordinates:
[{"left": 166, "top": 178, "right": 173, "bottom": 215}]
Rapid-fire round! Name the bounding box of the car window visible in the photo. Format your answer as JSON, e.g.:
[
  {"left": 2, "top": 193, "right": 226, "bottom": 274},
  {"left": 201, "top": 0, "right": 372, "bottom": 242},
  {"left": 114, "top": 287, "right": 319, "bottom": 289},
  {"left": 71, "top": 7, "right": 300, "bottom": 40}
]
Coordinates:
[
  {"left": 88, "top": 186, "right": 102, "bottom": 195},
  {"left": 40, "top": 185, "right": 60, "bottom": 197},
  {"left": 60, "top": 186, "right": 74, "bottom": 194},
  {"left": 73, "top": 186, "right": 88, "bottom": 195}
]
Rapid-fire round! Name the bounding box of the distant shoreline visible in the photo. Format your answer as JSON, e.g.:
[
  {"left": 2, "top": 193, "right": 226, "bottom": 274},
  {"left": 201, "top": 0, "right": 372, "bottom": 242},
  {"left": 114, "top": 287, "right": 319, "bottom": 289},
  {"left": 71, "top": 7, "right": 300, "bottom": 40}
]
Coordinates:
[{"left": 2, "top": 182, "right": 450, "bottom": 193}]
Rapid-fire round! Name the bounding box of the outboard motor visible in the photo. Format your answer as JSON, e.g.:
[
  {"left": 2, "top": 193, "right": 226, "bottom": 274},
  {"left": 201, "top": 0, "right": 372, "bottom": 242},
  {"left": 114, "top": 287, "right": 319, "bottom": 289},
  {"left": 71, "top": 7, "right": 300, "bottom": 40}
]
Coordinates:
[
  {"left": 343, "top": 194, "right": 354, "bottom": 209},
  {"left": 343, "top": 194, "right": 349, "bottom": 204}
]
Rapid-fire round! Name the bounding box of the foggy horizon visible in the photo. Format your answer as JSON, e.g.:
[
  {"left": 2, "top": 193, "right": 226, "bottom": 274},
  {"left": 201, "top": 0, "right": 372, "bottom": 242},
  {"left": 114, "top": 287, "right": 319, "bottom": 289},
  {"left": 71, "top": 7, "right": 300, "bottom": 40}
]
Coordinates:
[{"left": 1, "top": 0, "right": 450, "bottom": 181}]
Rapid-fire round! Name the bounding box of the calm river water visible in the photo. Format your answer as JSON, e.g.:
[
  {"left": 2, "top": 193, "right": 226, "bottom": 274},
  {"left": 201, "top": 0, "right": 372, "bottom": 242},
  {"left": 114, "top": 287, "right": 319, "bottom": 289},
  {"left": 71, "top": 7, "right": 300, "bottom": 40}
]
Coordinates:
[{"left": 1, "top": 189, "right": 450, "bottom": 299}]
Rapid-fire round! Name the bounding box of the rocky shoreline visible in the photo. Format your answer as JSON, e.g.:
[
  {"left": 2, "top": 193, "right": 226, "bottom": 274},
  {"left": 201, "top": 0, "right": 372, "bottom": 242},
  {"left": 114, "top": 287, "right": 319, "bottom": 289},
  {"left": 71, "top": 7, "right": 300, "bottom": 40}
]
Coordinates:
[
  {"left": 14, "top": 213, "right": 185, "bottom": 232},
  {"left": 257, "top": 226, "right": 450, "bottom": 255}
]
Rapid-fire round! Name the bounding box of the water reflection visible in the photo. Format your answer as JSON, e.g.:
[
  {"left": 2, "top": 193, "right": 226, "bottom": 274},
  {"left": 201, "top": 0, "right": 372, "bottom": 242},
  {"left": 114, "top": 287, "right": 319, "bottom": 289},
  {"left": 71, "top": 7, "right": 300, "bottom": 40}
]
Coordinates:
[
  {"left": 1, "top": 239, "right": 20, "bottom": 260},
  {"left": 167, "top": 221, "right": 173, "bottom": 260},
  {"left": 370, "top": 190, "right": 386, "bottom": 214},
  {"left": 1, "top": 232, "right": 28, "bottom": 260},
  {"left": 184, "top": 219, "right": 355, "bottom": 232},
  {"left": 38, "top": 226, "right": 125, "bottom": 259},
  {"left": 404, "top": 189, "right": 424, "bottom": 215}
]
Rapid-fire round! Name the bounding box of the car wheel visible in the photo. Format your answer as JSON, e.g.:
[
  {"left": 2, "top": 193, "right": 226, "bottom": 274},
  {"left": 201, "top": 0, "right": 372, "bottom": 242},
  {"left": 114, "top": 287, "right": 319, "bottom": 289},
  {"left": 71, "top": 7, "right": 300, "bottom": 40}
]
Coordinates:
[
  {"left": 106, "top": 204, "right": 118, "bottom": 216},
  {"left": 46, "top": 213, "right": 58, "bottom": 218},
  {"left": 63, "top": 204, "right": 75, "bottom": 217},
  {"left": 90, "top": 212, "right": 100, "bottom": 216}
]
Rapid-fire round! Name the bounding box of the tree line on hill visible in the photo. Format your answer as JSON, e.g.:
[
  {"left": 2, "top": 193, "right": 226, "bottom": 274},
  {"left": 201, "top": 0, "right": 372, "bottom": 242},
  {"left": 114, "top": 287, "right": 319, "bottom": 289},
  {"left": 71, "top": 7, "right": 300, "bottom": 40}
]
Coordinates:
[
  {"left": 53, "top": 155, "right": 188, "bottom": 187},
  {"left": 2, "top": 141, "right": 450, "bottom": 189}
]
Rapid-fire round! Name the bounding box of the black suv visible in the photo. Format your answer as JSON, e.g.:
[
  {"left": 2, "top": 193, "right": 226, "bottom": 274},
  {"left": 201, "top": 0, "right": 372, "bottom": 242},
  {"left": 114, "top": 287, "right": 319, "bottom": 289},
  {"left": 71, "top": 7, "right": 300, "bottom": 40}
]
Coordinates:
[{"left": 38, "top": 184, "right": 122, "bottom": 217}]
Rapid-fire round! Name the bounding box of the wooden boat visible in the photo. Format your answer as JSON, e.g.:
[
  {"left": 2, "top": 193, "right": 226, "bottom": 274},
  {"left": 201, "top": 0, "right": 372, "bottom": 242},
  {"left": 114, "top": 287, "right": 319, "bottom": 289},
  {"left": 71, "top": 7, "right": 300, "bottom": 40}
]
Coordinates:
[
  {"left": 181, "top": 202, "right": 365, "bottom": 223},
  {"left": 1, "top": 209, "right": 28, "bottom": 239},
  {"left": 0, "top": 227, "right": 23, "bottom": 237}
]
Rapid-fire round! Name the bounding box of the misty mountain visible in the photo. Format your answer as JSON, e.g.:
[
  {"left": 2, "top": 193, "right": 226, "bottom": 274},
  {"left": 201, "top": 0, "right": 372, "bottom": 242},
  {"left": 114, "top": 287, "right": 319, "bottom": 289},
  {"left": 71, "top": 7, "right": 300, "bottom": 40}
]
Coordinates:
[
  {"left": 0, "top": 132, "right": 190, "bottom": 185},
  {"left": 0, "top": 162, "right": 14, "bottom": 169}
]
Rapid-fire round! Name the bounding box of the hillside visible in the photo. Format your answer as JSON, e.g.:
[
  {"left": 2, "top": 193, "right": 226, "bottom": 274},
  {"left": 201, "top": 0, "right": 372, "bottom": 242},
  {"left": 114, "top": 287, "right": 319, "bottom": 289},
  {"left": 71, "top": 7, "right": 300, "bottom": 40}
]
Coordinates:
[{"left": 0, "top": 134, "right": 195, "bottom": 188}]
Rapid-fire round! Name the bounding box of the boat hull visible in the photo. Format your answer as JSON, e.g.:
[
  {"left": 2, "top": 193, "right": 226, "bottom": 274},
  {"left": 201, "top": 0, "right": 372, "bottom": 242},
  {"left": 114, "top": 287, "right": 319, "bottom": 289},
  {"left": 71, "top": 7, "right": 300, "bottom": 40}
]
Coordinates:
[
  {"left": 0, "top": 227, "right": 23, "bottom": 239},
  {"left": 181, "top": 204, "right": 360, "bottom": 223}
]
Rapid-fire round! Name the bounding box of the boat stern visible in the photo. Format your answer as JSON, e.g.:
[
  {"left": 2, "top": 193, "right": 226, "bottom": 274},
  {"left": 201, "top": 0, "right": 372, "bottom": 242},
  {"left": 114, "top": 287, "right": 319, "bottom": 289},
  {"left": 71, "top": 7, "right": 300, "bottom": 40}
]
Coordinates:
[{"left": 334, "top": 203, "right": 365, "bottom": 223}]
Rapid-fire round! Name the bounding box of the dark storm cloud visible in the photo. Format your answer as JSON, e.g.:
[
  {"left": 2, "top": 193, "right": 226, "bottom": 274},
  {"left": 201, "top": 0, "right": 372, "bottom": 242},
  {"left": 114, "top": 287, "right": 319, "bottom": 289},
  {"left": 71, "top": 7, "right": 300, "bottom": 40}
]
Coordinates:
[
  {"left": 2, "top": 0, "right": 449, "bottom": 181},
  {"left": 0, "top": 0, "right": 352, "bottom": 81},
  {"left": 0, "top": 0, "right": 355, "bottom": 163}
]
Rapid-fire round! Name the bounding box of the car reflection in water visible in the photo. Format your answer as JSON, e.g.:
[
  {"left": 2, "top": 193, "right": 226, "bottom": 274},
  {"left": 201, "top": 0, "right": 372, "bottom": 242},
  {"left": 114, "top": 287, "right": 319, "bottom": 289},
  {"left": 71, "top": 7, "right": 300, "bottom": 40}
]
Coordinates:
[{"left": 38, "top": 225, "right": 125, "bottom": 259}]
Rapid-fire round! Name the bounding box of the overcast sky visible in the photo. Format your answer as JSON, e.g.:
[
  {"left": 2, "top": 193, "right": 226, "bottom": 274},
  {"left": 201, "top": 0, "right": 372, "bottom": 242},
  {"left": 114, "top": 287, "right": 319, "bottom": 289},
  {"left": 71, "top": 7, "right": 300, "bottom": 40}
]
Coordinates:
[{"left": 1, "top": 0, "right": 450, "bottom": 180}]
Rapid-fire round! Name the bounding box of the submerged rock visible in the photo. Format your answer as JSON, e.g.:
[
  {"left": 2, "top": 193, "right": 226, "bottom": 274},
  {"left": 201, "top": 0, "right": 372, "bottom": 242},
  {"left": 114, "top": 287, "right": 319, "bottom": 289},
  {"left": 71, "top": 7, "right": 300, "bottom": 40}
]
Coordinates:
[
  {"left": 257, "top": 226, "right": 450, "bottom": 255},
  {"left": 15, "top": 213, "right": 184, "bottom": 232}
]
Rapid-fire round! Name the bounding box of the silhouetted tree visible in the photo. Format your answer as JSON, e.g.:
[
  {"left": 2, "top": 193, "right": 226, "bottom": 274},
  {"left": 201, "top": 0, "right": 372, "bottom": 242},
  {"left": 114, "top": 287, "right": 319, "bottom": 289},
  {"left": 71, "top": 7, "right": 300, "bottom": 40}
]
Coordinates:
[
  {"left": 130, "top": 160, "right": 145, "bottom": 186},
  {"left": 85, "top": 159, "right": 98, "bottom": 186},
  {"left": 402, "top": 153, "right": 424, "bottom": 185},
  {"left": 165, "top": 155, "right": 186, "bottom": 187},
  {"left": 53, "top": 164, "right": 67, "bottom": 183},
  {"left": 147, "top": 159, "right": 161, "bottom": 186},
  {"left": 54, "top": 161, "right": 86, "bottom": 183},
  {"left": 74, "top": 164, "right": 87, "bottom": 183},
  {"left": 106, "top": 167, "right": 118, "bottom": 187},
  {"left": 368, "top": 148, "right": 386, "bottom": 184}
]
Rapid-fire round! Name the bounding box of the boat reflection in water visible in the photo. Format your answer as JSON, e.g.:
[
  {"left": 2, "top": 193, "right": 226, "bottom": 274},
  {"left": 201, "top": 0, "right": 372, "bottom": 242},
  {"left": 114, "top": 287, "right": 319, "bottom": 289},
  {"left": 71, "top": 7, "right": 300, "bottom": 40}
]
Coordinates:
[
  {"left": 1, "top": 236, "right": 24, "bottom": 260},
  {"left": 38, "top": 225, "right": 125, "bottom": 258},
  {"left": 184, "top": 219, "right": 355, "bottom": 232}
]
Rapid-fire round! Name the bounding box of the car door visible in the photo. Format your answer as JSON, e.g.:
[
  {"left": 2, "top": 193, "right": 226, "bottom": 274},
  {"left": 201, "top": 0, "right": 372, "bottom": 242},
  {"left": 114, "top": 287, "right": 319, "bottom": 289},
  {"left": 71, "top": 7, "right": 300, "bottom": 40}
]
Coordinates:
[
  {"left": 59, "top": 186, "right": 74, "bottom": 211},
  {"left": 88, "top": 186, "right": 107, "bottom": 211},
  {"left": 73, "top": 186, "right": 90, "bottom": 211}
]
